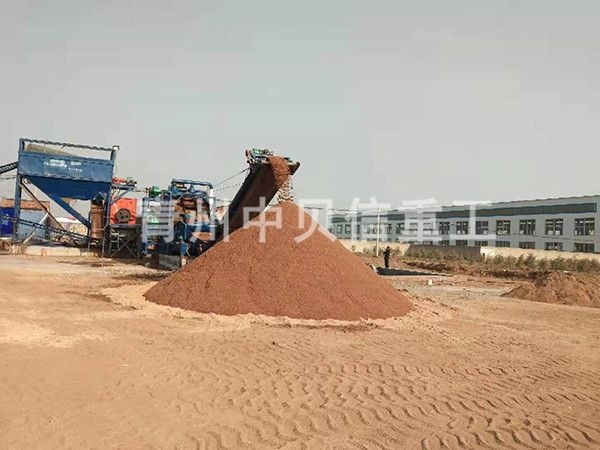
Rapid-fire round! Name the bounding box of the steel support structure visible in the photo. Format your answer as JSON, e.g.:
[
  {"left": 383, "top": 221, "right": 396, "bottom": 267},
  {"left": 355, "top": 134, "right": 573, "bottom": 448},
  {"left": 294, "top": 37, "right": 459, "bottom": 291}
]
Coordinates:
[{"left": 12, "top": 138, "right": 117, "bottom": 246}]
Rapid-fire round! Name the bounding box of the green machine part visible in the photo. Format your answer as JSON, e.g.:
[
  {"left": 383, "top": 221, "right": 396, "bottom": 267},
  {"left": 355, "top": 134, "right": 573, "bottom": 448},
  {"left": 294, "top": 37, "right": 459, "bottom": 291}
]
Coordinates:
[{"left": 148, "top": 185, "right": 162, "bottom": 198}]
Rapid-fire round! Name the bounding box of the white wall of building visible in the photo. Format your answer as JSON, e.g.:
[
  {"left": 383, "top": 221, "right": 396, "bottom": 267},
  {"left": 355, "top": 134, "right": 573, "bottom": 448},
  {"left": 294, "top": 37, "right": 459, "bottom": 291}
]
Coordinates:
[{"left": 330, "top": 195, "right": 600, "bottom": 253}]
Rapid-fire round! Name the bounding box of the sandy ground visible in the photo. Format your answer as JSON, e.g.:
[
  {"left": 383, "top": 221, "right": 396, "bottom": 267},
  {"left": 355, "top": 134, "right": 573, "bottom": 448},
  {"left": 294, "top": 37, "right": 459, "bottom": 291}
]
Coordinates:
[{"left": 1, "top": 257, "right": 600, "bottom": 449}]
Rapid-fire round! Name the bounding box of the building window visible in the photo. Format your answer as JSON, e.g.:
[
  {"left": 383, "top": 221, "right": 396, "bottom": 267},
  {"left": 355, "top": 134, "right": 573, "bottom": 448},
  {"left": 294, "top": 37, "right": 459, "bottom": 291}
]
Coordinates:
[
  {"left": 475, "top": 240, "right": 488, "bottom": 247},
  {"left": 385, "top": 223, "right": 392, "bottom": 235},
  {"left": 395, "top": 222, "right": 404, "bottom": 234},
  {"left": 545, "top": 218, "right": 563, "bottom": 236},
  {"left": 519, "top": 219, "right": 536, "bottom": 235},
  {"left": 440, "top": 240, "right": 450, "bottom": 246},
  {"left": 475, "top": 221, "right": 489, "bottom": 235},
  {"left": 439, "top": 221, "right": 450, "bottom": 235},
  {"left": 456, "top": 221, "right": 469, "bottom": 235},
  {"left": 356, "top": 224, "right": 361, "bottom": 235},
  {"left": 574, "top": 218, "right": 595, "bottom": 236},
  {"left": 406, "top": 223, "right": 418, "bottom": 235},
  {"left": 574, "top": 243, "right": 595, "bottom": 253},
  {"left": 496, "top": 220, "right": 511, "bottom": 235},
  {"left": 496, "top": 241, "right": 510, "bottom": 248},
  {"left": 344, "top": 224, "right": 351, "bottom": 234},
  {"left": 545, "top": 242, "right": 563, "bottom": 251},
  {"left": 336, "top": 224, "right": 343, "bottom": 234},
  {"left": 519, "top": 241, "right": 536, "bottom": 249},
  {"left": 455, "top": 240, "right": 468, "bottom": 246}
]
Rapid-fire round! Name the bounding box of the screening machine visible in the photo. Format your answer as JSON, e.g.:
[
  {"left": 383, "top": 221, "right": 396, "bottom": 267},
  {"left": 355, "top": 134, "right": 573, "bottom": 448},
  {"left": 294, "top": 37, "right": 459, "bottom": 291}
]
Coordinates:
[
  {"left": 0, "top": 138, "right": 137, "bottom": 253},
  {"left": 141, "top": 149, "right": 299, "bottom": 267},
  {"left": 141, "top": 179, "right": 216, "bottom": 259},
  {"left": 2, "top": 139, "right": 117, "bottom": 246}
]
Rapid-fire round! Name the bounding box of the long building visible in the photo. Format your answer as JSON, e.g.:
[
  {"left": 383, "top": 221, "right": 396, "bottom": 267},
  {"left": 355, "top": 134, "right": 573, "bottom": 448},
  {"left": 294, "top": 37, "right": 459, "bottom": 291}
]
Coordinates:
[{"left": 329, "top": 195, "right": 599, "bottom": 253}]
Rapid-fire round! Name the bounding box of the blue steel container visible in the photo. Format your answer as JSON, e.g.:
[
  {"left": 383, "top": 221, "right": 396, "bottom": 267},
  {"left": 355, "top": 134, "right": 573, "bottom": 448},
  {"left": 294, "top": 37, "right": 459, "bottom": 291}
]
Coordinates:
[
  {"left": 18, "top": 150, "right": 114, "bottom": 200},
  {"left": 0, "top": 207, "right": 47, "bottom": 239},
  {"left": 0, "top": 207, "right": 14, "bottom": 235}
]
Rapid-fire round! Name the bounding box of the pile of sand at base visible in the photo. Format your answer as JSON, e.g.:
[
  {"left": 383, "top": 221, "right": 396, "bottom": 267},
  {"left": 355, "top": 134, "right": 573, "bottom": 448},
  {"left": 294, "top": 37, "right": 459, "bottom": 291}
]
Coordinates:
[
  {"left": 144, "top": 202, "right": 412, "bottom": 320},
  {"left": 503, "top": 271, "right": 600, "bottom": 308}
]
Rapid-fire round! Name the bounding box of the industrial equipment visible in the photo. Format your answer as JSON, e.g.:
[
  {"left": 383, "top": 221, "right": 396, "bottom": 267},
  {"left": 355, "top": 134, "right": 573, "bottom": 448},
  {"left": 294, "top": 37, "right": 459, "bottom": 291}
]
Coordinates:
[
  {"left": 218, "top": 149, "right": 299, "bottom": 241},
  {"left": 13, "top": 138, "right": 116, "bottom": 236},
  {"left": 141, "top": 178, "right": 215, "bottom": 261},
  {"left": 1, "top": 199, "right": 51, "bottom": 242},
  {"left": 0, "top": 138, "right": 139, "bottom": 256},
  {"left": 141, "top": 149, "right": 299, "bottom": 268},
  {"left": 1, "top": 140, "right": 298, "bottom": 263}
]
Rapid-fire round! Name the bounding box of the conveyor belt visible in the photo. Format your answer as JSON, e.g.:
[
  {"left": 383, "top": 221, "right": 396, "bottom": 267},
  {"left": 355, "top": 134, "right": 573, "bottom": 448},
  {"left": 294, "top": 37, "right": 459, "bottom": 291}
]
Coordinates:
[
  {"left": 0, "top": 161, "right": 17, "bottom": 175},
  {"left": 217, "top": 158, "right": 300, "bottom": 241},
  {"left": 0, "top": 214, "right": 95, "bottom": 244}
]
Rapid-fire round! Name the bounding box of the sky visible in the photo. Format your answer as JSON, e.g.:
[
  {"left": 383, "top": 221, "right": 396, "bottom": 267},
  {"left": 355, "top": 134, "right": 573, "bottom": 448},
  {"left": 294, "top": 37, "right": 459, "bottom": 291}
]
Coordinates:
[{"left": 1, "top": 0, "right": 599, "bottom": 210}]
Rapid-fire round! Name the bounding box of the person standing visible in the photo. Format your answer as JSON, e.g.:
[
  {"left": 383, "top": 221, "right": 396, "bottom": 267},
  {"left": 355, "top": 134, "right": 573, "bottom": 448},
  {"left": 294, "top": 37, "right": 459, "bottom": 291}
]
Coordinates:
[{"left": 383, "top": 246, "right": 391, "bottom": 269}]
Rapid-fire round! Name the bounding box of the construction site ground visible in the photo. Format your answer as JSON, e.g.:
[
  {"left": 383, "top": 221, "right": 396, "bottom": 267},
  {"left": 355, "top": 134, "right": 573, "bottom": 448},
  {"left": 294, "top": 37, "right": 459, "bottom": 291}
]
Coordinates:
[{"left": 1, "top": 256, "right": 599, "bottom": 449}]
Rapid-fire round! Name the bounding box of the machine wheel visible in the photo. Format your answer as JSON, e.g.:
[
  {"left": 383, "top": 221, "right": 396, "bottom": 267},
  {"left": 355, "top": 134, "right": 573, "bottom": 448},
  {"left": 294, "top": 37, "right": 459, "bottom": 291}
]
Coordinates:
[{"left": 114, "top": 208, "right": 132, "bottom": 224}]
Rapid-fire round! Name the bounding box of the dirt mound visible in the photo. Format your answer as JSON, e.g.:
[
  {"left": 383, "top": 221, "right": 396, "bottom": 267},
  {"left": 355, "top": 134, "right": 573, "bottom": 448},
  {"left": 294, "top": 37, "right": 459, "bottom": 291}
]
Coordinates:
[
  {"left": 144, "top": 202, "right": 411, "bottom": 320},
  {"left": 503, "top": 271, "right": 600, "bottom": 308}
]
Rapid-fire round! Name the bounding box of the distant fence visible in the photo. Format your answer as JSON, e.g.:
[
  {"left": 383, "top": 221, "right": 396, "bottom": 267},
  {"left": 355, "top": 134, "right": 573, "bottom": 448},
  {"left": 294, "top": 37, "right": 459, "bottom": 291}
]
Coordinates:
[
  {"left": 338, "top": 240, "right": 410, "bottom": 254},
  {"left": 406, "top": 244, "right": 481, "bottom": 259},
  {"left": 338, "top": 239, "right": 600, "bottom": 262},
  {"left": 480, "top": 246, "right": 600, "bottom": 263}
]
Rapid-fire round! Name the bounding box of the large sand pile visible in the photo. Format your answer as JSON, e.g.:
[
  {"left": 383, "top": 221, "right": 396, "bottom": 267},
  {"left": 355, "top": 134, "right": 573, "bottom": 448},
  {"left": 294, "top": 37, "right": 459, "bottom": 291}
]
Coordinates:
[
  {"left": 503, "top": 271, "right": 600, "bottom": 308},
  {"left": 144, "top": 202, "right": 412, "bottom": 320}
]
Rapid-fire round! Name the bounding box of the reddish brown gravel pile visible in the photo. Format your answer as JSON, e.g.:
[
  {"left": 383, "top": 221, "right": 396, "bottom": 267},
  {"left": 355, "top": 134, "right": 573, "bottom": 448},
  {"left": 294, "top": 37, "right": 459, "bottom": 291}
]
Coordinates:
[
  {"left": 144, "top": 202, "right": 412, "bottom": 320},
  {"left": 503, "top": 271, "right": 600, "bottom": 308}
]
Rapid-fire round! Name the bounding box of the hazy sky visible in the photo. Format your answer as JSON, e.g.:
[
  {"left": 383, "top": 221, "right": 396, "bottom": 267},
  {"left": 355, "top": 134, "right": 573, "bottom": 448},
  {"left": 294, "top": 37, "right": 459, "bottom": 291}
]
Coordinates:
[{"left": 1, "top": 0, "right": 599, "bottom": 209}]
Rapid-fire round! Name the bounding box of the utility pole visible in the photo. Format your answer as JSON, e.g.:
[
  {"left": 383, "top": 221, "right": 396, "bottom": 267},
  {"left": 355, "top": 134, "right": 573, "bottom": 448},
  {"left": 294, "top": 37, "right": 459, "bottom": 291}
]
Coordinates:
[{"left": 375, "top": 206, "right": 381, "bottom": 257}]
